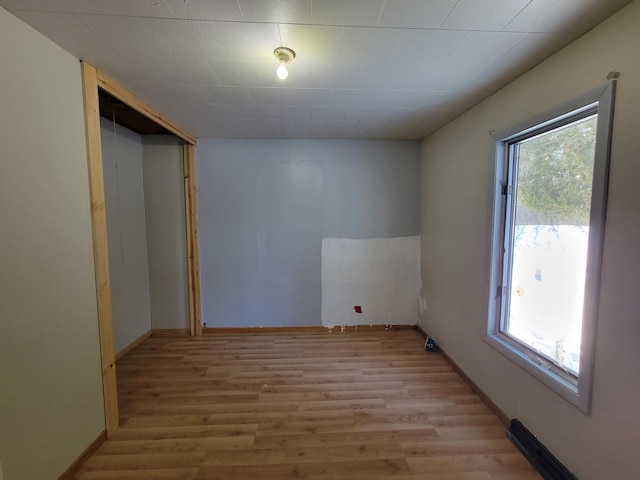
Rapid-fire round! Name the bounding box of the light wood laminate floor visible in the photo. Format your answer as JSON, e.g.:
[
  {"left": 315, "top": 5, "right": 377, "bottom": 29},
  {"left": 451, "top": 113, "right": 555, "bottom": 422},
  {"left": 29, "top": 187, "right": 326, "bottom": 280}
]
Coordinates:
[{"left": 76, "top": 329, "right": 541, "bottom": 479}]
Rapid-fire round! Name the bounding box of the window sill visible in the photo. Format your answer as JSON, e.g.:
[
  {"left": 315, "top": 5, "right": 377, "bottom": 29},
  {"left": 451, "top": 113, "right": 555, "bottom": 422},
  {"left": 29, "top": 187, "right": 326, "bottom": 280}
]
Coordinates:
[{"left": 483, "top": 333, "right": 589, "bottom": 413}]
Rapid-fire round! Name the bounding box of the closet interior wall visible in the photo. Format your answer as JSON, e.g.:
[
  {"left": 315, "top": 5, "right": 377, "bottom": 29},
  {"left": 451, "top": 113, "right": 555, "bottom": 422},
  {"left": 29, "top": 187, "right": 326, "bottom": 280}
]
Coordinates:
[{"left": 100, "top": 117, "right": 189, "bottom": 353}]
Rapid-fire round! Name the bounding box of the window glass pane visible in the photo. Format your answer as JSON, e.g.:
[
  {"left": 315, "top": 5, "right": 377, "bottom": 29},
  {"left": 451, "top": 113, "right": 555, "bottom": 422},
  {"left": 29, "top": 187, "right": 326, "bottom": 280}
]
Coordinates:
[{"left": 505, "top": 115, "right": 598, "bottom": 376}]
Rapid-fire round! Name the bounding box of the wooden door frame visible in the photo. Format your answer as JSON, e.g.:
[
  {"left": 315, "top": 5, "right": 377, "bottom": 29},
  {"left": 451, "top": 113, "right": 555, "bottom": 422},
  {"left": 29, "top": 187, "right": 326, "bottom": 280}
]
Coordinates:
[{"left": 81, "top": 62, "right": 202, "bottom": 435}]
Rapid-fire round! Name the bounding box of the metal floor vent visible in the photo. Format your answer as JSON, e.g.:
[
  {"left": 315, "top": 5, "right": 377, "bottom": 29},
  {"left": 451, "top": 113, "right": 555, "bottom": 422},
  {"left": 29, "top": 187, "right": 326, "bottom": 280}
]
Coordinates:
[{"left": 507, "top": 419, "right": 578, "bottom": 480}]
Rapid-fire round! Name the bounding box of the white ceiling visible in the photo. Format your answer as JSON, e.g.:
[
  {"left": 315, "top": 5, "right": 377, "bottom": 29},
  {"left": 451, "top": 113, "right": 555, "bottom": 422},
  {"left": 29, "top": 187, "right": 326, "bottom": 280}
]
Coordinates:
[{"left": 1, "top": 0, "right": 632, "bottom": 140}]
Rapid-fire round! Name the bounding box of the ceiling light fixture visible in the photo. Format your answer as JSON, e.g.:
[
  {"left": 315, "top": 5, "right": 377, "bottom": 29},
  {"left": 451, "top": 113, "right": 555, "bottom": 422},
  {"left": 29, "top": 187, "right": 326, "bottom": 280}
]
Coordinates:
[{"left": 274, "top": 46, "right": 295, "bottom": 80}]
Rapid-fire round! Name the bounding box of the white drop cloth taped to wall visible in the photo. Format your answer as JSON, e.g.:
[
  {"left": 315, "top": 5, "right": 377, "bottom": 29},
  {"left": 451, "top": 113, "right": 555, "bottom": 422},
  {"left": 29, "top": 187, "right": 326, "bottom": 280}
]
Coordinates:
[{"left": 321, "top": 236, "right": 420, "bottom": 327}]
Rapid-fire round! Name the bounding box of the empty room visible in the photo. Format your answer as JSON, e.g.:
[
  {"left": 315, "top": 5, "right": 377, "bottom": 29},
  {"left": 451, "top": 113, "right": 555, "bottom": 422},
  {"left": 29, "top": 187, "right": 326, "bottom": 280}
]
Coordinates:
[{"left": 1, "top": 1, "right": 639, "bottom": 479}]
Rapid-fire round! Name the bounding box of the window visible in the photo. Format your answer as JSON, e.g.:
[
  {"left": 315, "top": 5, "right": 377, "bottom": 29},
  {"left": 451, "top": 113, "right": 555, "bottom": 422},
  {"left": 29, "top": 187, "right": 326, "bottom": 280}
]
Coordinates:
[{"left": 486, "top": 82, "right": 615, "bottom": 413}]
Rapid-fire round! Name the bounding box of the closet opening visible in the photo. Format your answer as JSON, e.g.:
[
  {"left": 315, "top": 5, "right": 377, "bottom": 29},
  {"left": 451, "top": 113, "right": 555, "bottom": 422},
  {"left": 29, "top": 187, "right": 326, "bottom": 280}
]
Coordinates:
[{"left": 82, "top": 62, "right": 201, "bottom": 436}]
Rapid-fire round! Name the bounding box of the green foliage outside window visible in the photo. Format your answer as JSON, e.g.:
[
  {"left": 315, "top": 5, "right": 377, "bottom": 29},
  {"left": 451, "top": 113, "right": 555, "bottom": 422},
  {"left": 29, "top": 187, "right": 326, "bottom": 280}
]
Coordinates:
[{"left": 516, "top": 116, "right": 597, "bottom": 226}]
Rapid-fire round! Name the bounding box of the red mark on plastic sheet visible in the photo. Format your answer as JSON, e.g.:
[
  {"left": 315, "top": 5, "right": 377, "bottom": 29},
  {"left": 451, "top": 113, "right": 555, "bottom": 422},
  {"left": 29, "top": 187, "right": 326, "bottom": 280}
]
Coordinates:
[{"left": 354, "top": 306, "right": 362, "bottom": 313}]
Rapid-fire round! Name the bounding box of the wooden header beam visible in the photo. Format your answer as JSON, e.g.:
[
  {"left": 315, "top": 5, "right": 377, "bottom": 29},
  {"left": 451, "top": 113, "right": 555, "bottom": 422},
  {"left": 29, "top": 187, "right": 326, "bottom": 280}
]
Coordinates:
[{"left": 95, "top": 68, "right": 196, "bottom": 145}]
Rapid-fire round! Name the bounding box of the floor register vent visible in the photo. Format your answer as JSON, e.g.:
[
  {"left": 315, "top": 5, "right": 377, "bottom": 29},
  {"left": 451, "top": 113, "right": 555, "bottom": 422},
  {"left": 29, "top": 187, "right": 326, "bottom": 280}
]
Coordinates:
[{"left": 508, "top": 419, "right": 578, "bottom": 480}]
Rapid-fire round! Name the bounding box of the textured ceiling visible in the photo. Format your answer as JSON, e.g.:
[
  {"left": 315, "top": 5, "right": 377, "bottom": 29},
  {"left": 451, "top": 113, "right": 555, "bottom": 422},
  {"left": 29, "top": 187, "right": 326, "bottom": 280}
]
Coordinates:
[{"left": 1, "top": 0, "right": 632, "bottom": 140}]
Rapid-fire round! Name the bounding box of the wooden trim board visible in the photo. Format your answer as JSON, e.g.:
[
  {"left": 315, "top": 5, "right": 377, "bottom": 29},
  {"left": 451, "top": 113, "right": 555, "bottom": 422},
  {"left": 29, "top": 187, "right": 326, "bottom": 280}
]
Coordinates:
[
  {"left": 203, "top": 324, "right": 418, "bottom": 334},
  {"left": 152, "top": 328, "right": 191, "bottom": 337},
  {"left": 184, "top": 144, "right": 202, "bottom": 336},
  {"left": 57, "top": 430, "right": 107, "bottom": 480},
  {"left": 81, "top": 62, "right": 119, "bottom": 436},
  {"left": 95, "top": 70, "right": 196, "bottom": 145},
  {"left": 415, "top": 324, "right": 510, "bottom": 427},
  {"left": 115, "top": 330, "right": 153, "bottom": 362},
  {"left": 116, "top": 330, "right": 187, "bottom": 361}
]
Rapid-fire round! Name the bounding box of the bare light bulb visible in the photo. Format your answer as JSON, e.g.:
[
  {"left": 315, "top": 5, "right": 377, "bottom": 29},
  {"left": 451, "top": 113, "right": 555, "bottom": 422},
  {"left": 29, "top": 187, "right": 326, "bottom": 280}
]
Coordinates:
[
  {"left": 276, "top": 63, "right": 288, "bottom": 80},
  {"left": 274, "top": 47, "right": 295, "bottom": 80}
]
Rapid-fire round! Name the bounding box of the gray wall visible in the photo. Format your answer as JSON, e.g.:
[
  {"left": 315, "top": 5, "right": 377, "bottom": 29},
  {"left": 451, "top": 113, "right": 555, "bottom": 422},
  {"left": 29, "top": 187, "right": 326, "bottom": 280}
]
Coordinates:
[
  {"left": 0, "top": 7, "right": 105, "bottom": 480},
  {"left": 197, "top": 139, "right": 419, "bottom": 328},
  {"left": 101, "top": 118, "right": 152, "bottom": 352},
  {"left": 418, "top": 2, "right": 640, "bottom": 478},
  {"left": 142, "top": 136, "right": 190, "bottom": 330}
]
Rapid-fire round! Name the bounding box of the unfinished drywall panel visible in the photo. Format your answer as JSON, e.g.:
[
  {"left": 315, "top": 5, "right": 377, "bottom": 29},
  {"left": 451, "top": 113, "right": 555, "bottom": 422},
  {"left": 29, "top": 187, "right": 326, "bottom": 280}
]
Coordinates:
[
  {"left": 321, "top": 236, "right": 420, "bottom": 328},
  {"left": 101, "top": 118, "right": 152, "bottom": 352},
  {"left": 0, "top": 7, "right": 104, "bottom": 480},
  {"left": 197, "top": 139, "right": 420, "bottom": 328},
  {"left": 419, "top": 2, "right": 640, "bottom": 478},
  {"left": 142, "top": 136, "right": 190, "bottom": 330}
]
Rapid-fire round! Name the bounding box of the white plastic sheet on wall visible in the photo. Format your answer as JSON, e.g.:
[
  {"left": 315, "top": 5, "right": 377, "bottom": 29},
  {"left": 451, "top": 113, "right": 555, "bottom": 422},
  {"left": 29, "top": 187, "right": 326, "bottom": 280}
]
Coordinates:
[{"left": 321, "top": 236, "right": 420, "bottom": 328}]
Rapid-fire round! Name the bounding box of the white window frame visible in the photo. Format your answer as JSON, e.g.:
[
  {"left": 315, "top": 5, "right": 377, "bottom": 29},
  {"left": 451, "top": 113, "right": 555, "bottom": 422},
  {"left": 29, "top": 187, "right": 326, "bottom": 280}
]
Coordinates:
[{"left": 486, "top": 82, "right": 615, "bottom": 413}]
